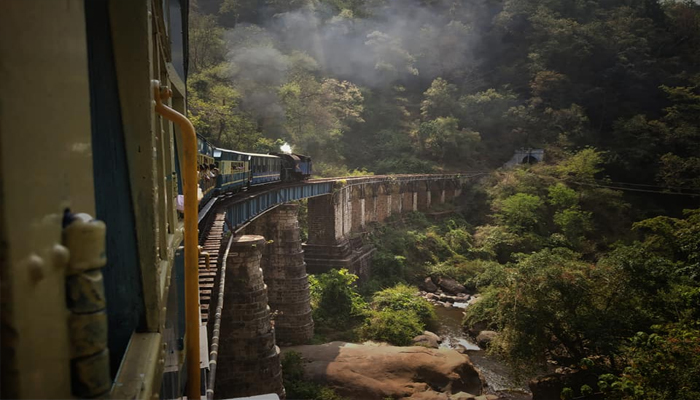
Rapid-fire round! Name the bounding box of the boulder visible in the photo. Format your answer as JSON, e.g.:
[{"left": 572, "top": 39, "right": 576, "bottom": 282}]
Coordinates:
[
  {"left": 438, "top": 278, "right": 467, "bottom": 295},
  {"left": 413, "top": 334, "right": 440, "bottom": 349},
  {"left": 467, "top": 320, "right": 488, "bottom": 337},
  {"left": 476, "top": 331, "right": 498, "bottom": 349},
  {"left": 423, "top": 330, "right": 442, "bottom": 343},
  {"left": 420, "top": 277, "right": 439, "bottom": 293},
  {"left": 283, "top": 342, "right": 485, "bottom": 400}
]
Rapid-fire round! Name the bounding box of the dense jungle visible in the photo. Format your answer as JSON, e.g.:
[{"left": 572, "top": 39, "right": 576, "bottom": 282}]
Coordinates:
[{"left": 188, "top": 0, "right": 700, "bottom": 398}]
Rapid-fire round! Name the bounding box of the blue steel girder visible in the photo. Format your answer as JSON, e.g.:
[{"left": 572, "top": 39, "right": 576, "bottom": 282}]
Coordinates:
[
  {"left": 222, "top": 181, "right": 334, "bottom": 232},
  {"left": 219, "top": 173, "right": 483, "bottom": 233}
]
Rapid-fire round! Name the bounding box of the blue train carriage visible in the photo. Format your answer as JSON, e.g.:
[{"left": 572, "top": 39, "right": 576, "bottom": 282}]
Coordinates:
[
  {"left": 213, "top": 147, "right": 251, "bottom": 193},
  {"left": 197, "top": 134, "right": 217, "bottom": 204},
  {"left": 273, "top": 153, "right": 313, "bottom": 182},
  {"left": 244, "top": 152, "right": 282, "bottom": 185}
]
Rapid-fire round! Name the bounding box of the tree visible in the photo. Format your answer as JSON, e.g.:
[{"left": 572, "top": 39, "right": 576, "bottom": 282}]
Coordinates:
[
  {"left": 417, "top": 117, "right": 480, "bottom": 165},
  {"left": 189, "top": 11, "right": 226, "bottom": 73},
  {"left": 493, "top": 193, "right": 545, "bottom": 233},
  {"left": 420, "top": 78, "right": 458, "bottom": 120}
]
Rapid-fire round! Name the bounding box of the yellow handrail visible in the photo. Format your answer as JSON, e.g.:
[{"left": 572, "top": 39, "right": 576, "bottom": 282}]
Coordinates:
[
  {"left": 152, "top": 80, "right": 200, "bottom": 399},
  {"left": 198, "top": 246, "right": 211, "bottom": 271}
]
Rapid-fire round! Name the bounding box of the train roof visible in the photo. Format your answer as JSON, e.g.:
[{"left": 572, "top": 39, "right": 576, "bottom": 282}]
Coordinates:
[
  {"left": 235, "top": 150, "right": 281, "bottom": 159},
  {"left": 270, "top": 152, "right": 311, "bottom": 161},
  {"left": 213, "top": 147, "right": 280, "bottom": 159}
]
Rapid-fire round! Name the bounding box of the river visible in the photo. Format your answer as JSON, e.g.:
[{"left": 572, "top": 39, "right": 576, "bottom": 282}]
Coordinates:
[{"left": 432, "top": 305, "right": 532, "bottom": 400}]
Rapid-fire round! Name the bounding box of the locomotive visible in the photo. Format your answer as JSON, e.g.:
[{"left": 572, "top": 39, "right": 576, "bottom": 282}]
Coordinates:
[
  {"left": 198, "top": 134, "right": 313, "bottom": 205},
  {"left": 0, "top": 1, "right": 308, "bottom": 399}
]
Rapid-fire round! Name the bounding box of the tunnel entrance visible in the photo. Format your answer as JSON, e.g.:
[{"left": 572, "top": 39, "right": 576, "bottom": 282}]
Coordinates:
[{"left": 521, "top": 155, "right": 539, "bottom": 164}]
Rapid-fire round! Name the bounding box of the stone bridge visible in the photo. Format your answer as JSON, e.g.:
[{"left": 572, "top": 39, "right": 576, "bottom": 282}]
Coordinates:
[{"left": 203, "top": 174, "right": 476, "bottom": 399}]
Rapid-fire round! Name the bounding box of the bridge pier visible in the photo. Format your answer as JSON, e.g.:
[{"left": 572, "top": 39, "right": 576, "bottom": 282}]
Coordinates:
[
  {"left": 402, "top": 184, "right": 415, "bottom": 212},
  {"left": 303, "top": 190, "right": 374, "bottom": 279},
  {"left": 391, "top": 183, "right": 402, "bottom": 215},
  {"left": 417, "top": 183, "right": 431, "bottom": 211},
  {"left": 376, "top": 185, "right": 390, "bottom": 222},
  {"left": 215, "top": 235, "right": 285, "bottom": 399},
  {"left": 350, "top": 186, "right": 365, "bottom": 232},
  {"left": 246, "top": 204, "right": 314, "bottom": 345}
]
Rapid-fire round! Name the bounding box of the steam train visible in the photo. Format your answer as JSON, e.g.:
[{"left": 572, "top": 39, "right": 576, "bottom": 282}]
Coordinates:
[
  {"left": 0, "top": 1, "right": 306, "bottom": 399},
  {"left": 197, "top": 134, "right": 313, "bottom": 205}
]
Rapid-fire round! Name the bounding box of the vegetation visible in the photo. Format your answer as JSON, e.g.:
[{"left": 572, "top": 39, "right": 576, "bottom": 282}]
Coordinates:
[
  {"left": 189, "top": 0, "right": 700, "bottom": 397},
  {"left": 281, "top": 351, "right": 346, "bottom": 400},
  {"left": 190, "top": 0, "right": 699, "bottom": 192}
]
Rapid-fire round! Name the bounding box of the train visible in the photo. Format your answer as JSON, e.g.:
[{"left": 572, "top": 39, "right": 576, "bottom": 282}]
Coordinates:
[
  {"left": 197, "top": 133, "right": 313, "bottom": 205},
  {"left": 0, "top": 1, "right": 307, "bottom": 399}
]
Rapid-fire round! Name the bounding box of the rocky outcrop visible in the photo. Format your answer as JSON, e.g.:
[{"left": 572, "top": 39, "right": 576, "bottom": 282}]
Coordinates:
[
  {"left": 413, "top": 331, "right": 442, "bottom": 349},
  {"left": 422, "top": 291, "right": 470, "bottom": 308},
  {"left": 475, "top": 331, "right": 498, "bottom": 349},
  {"left": 420, "top": 277, "right": 439, "bottom": 293},
  {"left": 413, "top": 334, "right": 440, "bottom": 348},
  {"left": 437, "top": 278, "right": 467, "bottom": 295},
  {"left": 283, "top": 342, "right": 485, "bottom": 400}
]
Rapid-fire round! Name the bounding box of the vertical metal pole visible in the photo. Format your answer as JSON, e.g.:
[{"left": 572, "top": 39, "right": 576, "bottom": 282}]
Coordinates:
[{"left": 153, "top": 81, "right": 200, "bottom": 399}]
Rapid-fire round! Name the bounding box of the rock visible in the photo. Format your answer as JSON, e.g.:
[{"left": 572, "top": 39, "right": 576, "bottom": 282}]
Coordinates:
[
  {"left": 283, "top": 342, "right": 485, "bottom": 400},
  {"left": 423, "top": 330, "right": 442, "bottom": 343},
  {"left": 467, "top": 320, "right": 488, "bottom": 337},
  {"left": 449, "top": 393, "right": 498, "bottom": 400},
  {"left": 476, "top": 331, "right": 498, "bottom": 349},
  {"left": 420, "top": 277, "right": 439, "bottom": 293},
  {"left": 450, "top": 392, "right": 477, "bottom": 400},
  {"left": 426, "top": 292, "right": 438, "bottom": 301},
  {"left": 413, "top": 334, "right": 440, "bottom": 349},
  {"left": 438, "top": 278, "right": 467, "bottom": 295}
]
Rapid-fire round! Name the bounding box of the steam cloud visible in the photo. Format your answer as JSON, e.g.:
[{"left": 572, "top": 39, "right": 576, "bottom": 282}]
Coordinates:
[{"left": 222, "top": 0, "right": 483, "bottom": 133}]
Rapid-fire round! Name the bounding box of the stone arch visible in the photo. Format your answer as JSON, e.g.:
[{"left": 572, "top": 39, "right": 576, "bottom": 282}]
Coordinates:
[{"left": 522, "top": 155, "right": 539, "bottom": 164}]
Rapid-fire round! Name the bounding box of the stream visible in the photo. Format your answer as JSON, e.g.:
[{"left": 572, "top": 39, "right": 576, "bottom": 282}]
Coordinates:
[{"left": 432, "top": 305, "right": 532, "bottom": 400}]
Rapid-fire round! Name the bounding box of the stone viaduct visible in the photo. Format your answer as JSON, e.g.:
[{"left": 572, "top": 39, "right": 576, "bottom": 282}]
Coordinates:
[{"left": 204, "top": 174, "right": 472, "bottom": 399}]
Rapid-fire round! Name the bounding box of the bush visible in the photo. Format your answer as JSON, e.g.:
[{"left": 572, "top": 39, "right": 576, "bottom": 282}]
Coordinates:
[
  {"left": 493, "top": 193, "right": 546, "bottom": 233},
  {"left": 357, "top": 309, "right": 424, "bottom": 346},
  {"left": 370, "top": 284, "right": 436, "bottom": 327},
  {"left": 310, "top": 269, "right": 367, "bottom": 329},
  {"left": 282, "top": 351, "right": 346, "bottom": 400}
]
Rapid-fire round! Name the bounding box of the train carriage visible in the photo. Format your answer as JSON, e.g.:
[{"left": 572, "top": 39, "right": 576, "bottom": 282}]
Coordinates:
[
  {"left": 245, "top": 152, "right": 282, "bottom": 185},
  {"left": 213, "top": 147, "right": 251, "bottom": 192},
  {"left": 197, "top": 134, "right": 217, "bottom": 203},
  {"left": 0, "top": 2, "right": 311, "bottom": 399}
]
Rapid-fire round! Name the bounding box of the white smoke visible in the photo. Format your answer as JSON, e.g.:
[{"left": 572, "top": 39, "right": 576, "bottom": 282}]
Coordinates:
[{"left": 280, "top": 142, "right": 293, "bottom": 154}]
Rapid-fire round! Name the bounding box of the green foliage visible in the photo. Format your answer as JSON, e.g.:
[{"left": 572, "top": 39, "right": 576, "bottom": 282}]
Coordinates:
[
  {"left": 309, "top": 269, "right": 367, "bottom": 330},
  {"left": 547, "top": 183, "right": 579, "bottom": 210},
  {"left": 282, "top": 351, "right": 346, "bottom": 400},
  {"left": 370, "top": 284, "right": 436, "bottom": 327},
  {"left": 555, "top": 148, "right": 605, "bottom": 183},
  {"left": 493, "top": 193, "right": 545, "bottom": 233},
  {"left": 560, "top": 387, "right": 574, "bottom": 400},
  {"left": 600, "top": 324, "right": 700, "bottom": 400},
  {"left": 357, "top": 309, "right": 424, "bottom": 346}
]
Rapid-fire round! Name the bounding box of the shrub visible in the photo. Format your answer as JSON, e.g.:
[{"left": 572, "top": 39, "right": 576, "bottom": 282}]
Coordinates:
[
  {"left": 309, "top": 269, "right": 367, "bottom": 329},
  {"left": 370, "top": 284, "right": 436, "bottom": 327},
  {"left": 357, "top": 309, "right": 424, "bottom": 346},
  {"left": 282, "top": 351, "right": 346, "bottom": 400},
  {"left": 493, "top": 193, "right": 545, "bottom": 233}
]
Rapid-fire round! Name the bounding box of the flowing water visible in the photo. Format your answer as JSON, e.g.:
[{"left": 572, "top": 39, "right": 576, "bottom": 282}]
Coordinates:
[{"left": 432, "top": 305, "right": 532, "bottom": 400}]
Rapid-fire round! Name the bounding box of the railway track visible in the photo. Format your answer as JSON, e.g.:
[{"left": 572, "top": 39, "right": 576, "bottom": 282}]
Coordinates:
[{"left": 198, "top": 212, "right": 226, "bottom": 325}]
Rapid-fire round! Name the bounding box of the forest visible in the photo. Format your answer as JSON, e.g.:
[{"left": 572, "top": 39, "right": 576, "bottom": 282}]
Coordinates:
[{"left": 188, "top": 0, "right": 699, "bottom": 399}]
